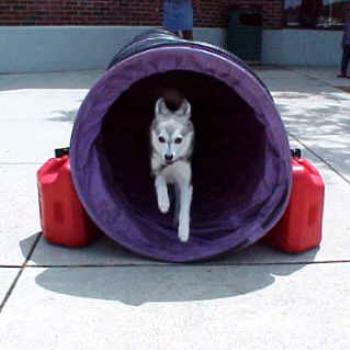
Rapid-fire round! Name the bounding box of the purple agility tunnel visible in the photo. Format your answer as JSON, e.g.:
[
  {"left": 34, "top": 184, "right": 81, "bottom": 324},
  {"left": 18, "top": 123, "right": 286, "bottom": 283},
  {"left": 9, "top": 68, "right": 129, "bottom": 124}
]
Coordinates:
[{"left": 70, "top": 30, "right": 292, "bottom": 262}]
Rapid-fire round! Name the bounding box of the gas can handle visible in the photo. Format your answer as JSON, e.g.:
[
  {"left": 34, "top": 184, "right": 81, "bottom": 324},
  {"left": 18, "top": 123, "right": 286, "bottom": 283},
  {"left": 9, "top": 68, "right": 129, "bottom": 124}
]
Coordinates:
[{"left": 291, "top": 148, "right": 302, "bottom": 158}]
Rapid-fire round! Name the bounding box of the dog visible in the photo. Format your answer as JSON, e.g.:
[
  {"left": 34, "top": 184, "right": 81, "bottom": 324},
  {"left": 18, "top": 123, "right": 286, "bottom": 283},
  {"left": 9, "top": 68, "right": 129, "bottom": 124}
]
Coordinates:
[{"left": 150, "top": 93, "right": 194, "bottom": 243}]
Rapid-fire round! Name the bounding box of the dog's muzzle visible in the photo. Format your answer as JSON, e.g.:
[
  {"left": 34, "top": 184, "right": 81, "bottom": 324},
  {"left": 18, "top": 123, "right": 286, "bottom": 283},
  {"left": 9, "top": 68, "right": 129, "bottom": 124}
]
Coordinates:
[{"left": 165, "top": 154, "right": 174, "bottom": 163}]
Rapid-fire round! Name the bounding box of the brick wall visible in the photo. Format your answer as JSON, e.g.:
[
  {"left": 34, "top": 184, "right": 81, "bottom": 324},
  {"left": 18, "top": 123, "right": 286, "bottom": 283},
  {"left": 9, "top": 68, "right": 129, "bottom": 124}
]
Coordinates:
[{"left": 0, "top": 0, "right": 283, "bottom": 29}]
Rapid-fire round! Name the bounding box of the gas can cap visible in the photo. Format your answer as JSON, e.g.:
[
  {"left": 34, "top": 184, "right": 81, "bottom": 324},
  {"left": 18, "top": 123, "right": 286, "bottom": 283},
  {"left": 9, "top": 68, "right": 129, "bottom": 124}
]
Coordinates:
[
  {"left": 55, "top": 147, "right": 70, "bottom": 158},
  {"left": 291, "top": 148, "right": 302, "bottom": 158}
]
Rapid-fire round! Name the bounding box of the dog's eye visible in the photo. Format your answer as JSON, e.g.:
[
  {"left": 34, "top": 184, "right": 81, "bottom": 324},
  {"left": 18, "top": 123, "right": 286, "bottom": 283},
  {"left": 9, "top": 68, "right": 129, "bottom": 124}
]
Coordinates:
[
  {"left": 174, "top": 137, "right": 183, "bottom": 144},
  {"left": 158, "top": 136, "right": 166, "bottom": 143}
]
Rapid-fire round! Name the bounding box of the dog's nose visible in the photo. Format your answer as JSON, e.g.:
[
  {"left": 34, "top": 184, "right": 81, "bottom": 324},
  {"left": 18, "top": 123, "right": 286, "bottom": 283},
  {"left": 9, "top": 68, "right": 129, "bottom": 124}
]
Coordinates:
[{"left": 165, "top": 154, "right": 173, "bottom": 161}]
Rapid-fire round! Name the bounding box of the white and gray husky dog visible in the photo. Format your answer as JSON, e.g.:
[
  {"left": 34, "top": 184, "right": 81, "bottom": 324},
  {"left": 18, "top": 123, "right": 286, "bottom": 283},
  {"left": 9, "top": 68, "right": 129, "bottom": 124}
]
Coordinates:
[{"left": 150, "top": 95, "right": 194, "bottom": 242}]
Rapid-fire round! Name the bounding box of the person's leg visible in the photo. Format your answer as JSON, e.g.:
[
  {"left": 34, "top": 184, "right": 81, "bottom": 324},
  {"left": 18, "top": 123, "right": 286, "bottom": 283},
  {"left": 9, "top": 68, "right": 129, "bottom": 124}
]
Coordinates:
[
  {"left": 168, "top": 30, "right": 181, "bottom": 37},
  {"left": 162, "top": 0, "right": 181, "bottom": 37},
  {"left": 340, "top": 45, "right": 350, "bottom": 77},
  {"left": 344, "top": 45, "right": 350, "bottom": 76},
  {"left": 182, "top": 30, "right": 193, "bottom": 40},
  {"left": 179, "top": 1, "right": 194, "bottom": 40}
]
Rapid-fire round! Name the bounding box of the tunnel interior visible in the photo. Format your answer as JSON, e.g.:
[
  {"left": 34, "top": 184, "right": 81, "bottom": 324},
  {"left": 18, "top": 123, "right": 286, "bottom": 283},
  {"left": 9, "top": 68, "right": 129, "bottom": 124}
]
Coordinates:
[{"left": 100, "top": 70, "right": 268, "bottom": 240}]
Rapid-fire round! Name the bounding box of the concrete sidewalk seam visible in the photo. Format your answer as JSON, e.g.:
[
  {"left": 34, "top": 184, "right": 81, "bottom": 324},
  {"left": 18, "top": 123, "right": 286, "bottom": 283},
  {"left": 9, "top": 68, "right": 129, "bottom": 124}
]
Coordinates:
[
  {"left": 17, "top": 260, "right": 350, "bottom": 268},
  {"left": 290, "top": 67, "right": 348, "bottom": 93},
  {"left": 0, "top": 233, "right": 42, "bottom": 314},
  {"left": 289, "top": 133, "right": 350, "bottom": 186},
  {"left": 0, "top": 162, "right": 43, "bottom": 166}
]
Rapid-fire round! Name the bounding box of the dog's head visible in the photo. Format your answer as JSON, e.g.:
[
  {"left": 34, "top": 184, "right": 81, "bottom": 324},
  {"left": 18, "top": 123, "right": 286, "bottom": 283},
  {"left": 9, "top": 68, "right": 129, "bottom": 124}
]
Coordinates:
[{"left": 151, "top": 97, "right": 194, "bottom": 165}]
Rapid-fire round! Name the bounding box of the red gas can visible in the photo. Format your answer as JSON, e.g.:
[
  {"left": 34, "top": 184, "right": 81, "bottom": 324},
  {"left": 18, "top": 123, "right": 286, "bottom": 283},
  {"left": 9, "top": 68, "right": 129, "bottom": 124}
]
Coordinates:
[
  {"left": 37, "top": 149, "right": 99, "bottom": 247},
  {"left": 263, "top": 150, "right": 325, "bottom": 253}
]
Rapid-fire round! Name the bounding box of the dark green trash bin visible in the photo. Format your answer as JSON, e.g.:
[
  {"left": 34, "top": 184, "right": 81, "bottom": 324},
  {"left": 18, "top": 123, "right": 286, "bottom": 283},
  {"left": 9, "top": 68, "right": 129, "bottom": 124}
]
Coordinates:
[{"left": 227, "top": 9, "right": 262, "bottom": 62}]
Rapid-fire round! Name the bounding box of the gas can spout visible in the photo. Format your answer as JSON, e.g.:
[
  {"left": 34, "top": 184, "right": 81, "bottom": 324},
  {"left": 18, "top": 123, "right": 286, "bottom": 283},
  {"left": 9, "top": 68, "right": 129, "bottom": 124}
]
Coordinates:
[
  {"left": 55, "top": 147, "right": 70, "bottom": 158},
  {"left": 291, "top": 148, "right": 302, "bottom": 158}
]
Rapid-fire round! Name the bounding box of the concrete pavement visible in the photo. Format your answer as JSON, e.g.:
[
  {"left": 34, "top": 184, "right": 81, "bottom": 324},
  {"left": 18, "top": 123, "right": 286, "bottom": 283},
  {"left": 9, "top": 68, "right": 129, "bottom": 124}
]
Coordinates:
[{"left": 0, "top": 67, "right": 349, "bottom": 349}]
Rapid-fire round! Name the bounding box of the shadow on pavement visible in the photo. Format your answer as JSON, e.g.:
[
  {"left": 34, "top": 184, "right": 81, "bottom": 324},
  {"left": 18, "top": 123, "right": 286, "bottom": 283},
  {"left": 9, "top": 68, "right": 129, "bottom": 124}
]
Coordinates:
[
  {"left": 49, "top": 109, "right": 78, "bottom": 123},
  {"left": 275, "top": 93, "right": 350, "bottom": 182},
  {"left": 20, "top": 234, "right": 317, "bottom": 306}
]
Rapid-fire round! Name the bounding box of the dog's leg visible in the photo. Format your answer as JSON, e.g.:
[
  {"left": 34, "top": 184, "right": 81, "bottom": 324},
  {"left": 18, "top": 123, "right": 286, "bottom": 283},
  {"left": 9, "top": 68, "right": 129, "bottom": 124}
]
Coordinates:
[
  {"left": 173, "top": 183, "right": 180, "bottom": 227},
  {"left": 155, "top": 174, "right": 170, "bottom": 214},
  {"left": 178, "top": 181, "right": 193, "bottom": 243}
]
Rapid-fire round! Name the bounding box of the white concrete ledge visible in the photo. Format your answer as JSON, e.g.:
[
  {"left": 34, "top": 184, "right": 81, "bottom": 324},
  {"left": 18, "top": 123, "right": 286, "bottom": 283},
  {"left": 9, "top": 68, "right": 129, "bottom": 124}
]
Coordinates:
[
  {"left": 1, "top": 26, "right": 342, "bottom": 72},
  {"left": 262, "top": 29, "right": 342, "bottom": 66},
  {"left": 0, "top": 26, "right": 226, "bottom": 73}
]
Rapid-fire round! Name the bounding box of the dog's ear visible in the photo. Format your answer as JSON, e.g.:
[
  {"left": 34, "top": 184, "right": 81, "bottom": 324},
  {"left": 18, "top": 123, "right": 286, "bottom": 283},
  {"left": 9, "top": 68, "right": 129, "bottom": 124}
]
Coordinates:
[
  {"left": 155, "top": 97, "right": 170, "bottom": 118},
  {"left": 176, "top": 98, "right": 191, "bottom": 119}
]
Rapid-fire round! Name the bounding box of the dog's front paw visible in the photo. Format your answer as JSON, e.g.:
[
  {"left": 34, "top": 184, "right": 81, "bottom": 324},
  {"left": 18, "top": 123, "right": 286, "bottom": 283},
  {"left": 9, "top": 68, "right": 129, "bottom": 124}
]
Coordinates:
[
  {"left": 178, "top": 224, "right": 190, "bottom": 243},
  {"left": 158, "top": 195, "right": 170, "bottom": 214}
]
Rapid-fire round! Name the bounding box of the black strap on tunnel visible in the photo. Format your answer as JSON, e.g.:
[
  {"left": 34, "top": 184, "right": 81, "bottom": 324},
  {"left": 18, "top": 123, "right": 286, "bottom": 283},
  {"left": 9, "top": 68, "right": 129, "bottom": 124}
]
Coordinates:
[{"left": 106, "top": 30, "right": 273, "bottom": 100}]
